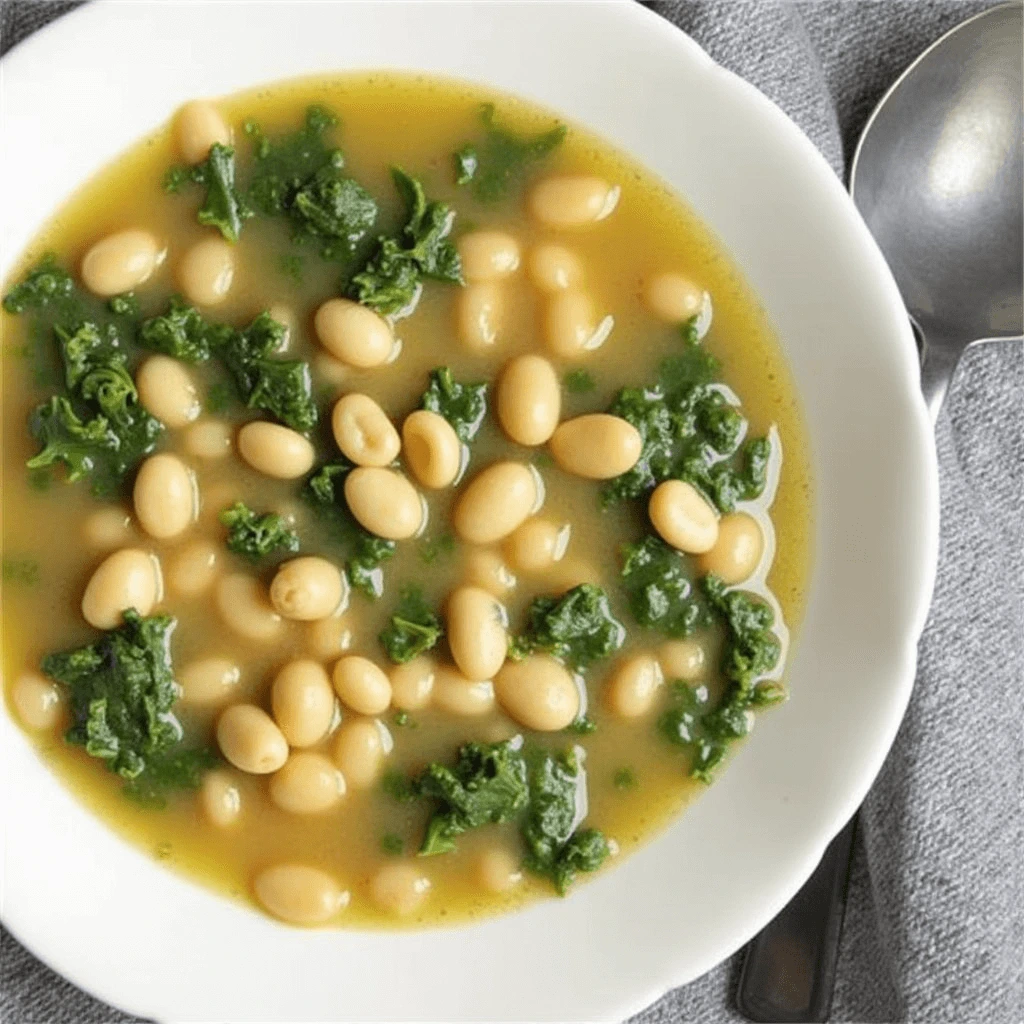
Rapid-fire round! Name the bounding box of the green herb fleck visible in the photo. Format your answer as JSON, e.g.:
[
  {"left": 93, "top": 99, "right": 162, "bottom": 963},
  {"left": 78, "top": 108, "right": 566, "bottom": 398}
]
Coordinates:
[
  {"left": 381, "top": 769, "right": 420, "bottom": 803},
  {"left": 393, "top": 711, "right": 416, "bottom": 728},
  {"left": 566, "top": 715, "right": 597, "bottom": 735},
  {"left": 380, "top": 587, "right": 443, "bottom": 664},
  {"left": 613, "top": 767, "right": 637, "bottom": 790},
  {"left": 380, "top": 833, "right": 405, "bottom": 856},
  {"left": 280, "top": 252, "right": 304, "bottom": 283},
  {"left": 418, "top": 533, "right": 456, "bottom": 564},
  {"left": 563, "top": 369, "right": 595, "bottom": 394},
  {"left": 2, "top": 557, "right": 40, "bottom": 585},
  {"left": 107, "top": 294, "right": 140, "bottom": 317}
]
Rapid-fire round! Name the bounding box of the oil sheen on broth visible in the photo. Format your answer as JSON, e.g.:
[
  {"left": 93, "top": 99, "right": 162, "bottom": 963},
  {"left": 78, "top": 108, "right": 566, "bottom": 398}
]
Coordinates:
[{"left": 0, "top": 73, "right": 812, "bottom": 928}]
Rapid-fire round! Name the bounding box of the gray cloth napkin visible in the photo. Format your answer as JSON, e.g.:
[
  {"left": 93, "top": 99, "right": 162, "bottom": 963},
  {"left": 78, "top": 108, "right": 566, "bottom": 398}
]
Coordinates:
[{"left": 1, "top": 2, "right": 1021, "bottom": 1022}]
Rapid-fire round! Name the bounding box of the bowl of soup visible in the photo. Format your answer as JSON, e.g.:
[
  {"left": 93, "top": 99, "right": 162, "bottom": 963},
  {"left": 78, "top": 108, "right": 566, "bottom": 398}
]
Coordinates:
[{"left": 0, "top": 2, "right": 938, "bottom": 1021}]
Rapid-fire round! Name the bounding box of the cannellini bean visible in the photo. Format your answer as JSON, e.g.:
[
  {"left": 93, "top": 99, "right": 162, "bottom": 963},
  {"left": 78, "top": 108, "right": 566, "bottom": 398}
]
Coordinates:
[
  {"left": 643, "top": 271, "right": 705, "bottom": 323},
  {"left": 504, "top": 518, "right": 569, "bottom": 573},
  {"left": 271, "top": 660, "right": 336, "bottom": 748},
  {"left": 184, "top": 419, "right": 232, "bottom": 460},
  {"left": 457, "top": 231, "right": 521, "bottom": 282},
  {"left": 496, "top": 354, "right": 560, "bottom": 446},
  {"left": 269, "top": 752, "right": 346, "bottom": 814},
  {"left": 402, "top": 410, "right": 462, "bottom": 489},
  {"left": 453, "top": 461, "right": 538, "bottom": 544},
  {"left": 82, "top": 507, "right": 134, "bottom": 549},
  {"left": 332, "top": 393, "right": 400, "bottom": 467},
  {"left": 457, "top": 282, "right": 503, "bottom": 352},
  {"left": 390, "top": 656, "right": 436, "bottom": 711},
  {"left": 528, "top": 243, "right": 584, "bottom": 293},
  {"left": 649, "top": 480, "right": 719, "bottom": 554},
  {"left": 179, "top": 657, "right": 241, "bottom": 706},
  {"left": 658, "top": 639, "right": 706, "bottom": 682},
  {"left": 237, "top": 422, "right": 315, "bottom": 479},
  {"left": 447, "top": 586, "right": 508, "bottom": 682},
  {"left": 528, "top": 175, "right": 619, "bottom": 228},
  {"left": 494, "top": 655, "right": 579, "bottom": 731},
  {"left": 254, "top": 864, "right": 348, "bottom": 925},
  {"left": 549, "top": 414, "right": 642, "bottom": 479},
  {"left": 314, "top": 298, "right": 393, "bottom": 368},
  {"left": 306, "top": 615, "right": 353, "bottom": 660},
  {"left": 697, "top": 512, "right": 764, "bottom": 584},
  {"left": 544, "top": 291, "right": 612, "bottom": 358},
  {"left": 607, "top": 654, "right": 664, "bottom": 718},
  {"left": 165, "top": 539, "right": 220, "bottom": 597},
  {"left": 133, "top": 453, "right": 196, "bottom": 540},
  {"left": 270, "top": 557, "right": 345, "bottom": 621},
  {"left": 477, "top": 847, "right": 523, "bottom": 893},
  {"left": 81, "top": 548, "right": 160, "bottom": 629},
  {"left": 217, "top": 704, "right": 289, "bottom": 774},
  {"left": 549, "top": 558, "right": 601, "bottom": 594},
  {"left": 136, "top": 356, "right": 200, "bottom": 428},
  {"left": 332, "top": 656, "right": 392, "bottom": 715},
  {"left": 343, "top": 467, "right": 423, "bottom": 539},
  {"left": 12, "top": 672, "right": 63, "bottom": 731},
  {"left": 178, "top": 236, "right": 234, "bottom": 306},
  {"left": 314, "top": 352, "right": 351, "bottom": 388},
  {"left": 81, "top": 229, "right": 160, "bottom": 296},
  {"left": 462, "top": 547, "right": 517, "bottom": 596},
  {"left": 215, "top": 573, "right": 283, "bottom": 642},
  {"left": 432, "top": 667, "right": 496, "bottom": 717},
  {"left": 370, "top": 862, "right": 431, "bottom": 917},
  {"left": 200, "top": 769, "right": 243, "bottom": 828},
  {"left": 332, "top": 717, "right": 388, "bottom": 789},
  {"left": 175, "top": 99, "right": 230, "bottom": 164}
]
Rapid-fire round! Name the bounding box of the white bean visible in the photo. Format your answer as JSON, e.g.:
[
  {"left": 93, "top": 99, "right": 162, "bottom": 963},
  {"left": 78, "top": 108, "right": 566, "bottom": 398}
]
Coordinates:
[
  {"left": 447, "top": 587, "right": 508, "bottom": 681},
  {"left": 658, "top": 639, "right": 706, "bottom": 682},
  {"left": 432, "top": 667, "right": 496, "bottom": 717},
  {"left": 457, "top": 283, "right": 503, "bottom": 352},
  {"left": 237, "top": 422, "right": 315, "bottom": 479},
  {"left": 528, "top": 175, "right": 619, "bottom": 228},
  {"left": 370, "top": 862, "right": 431, "bottom": 916},
  {"left": 453, "top": 461, "right": 538, "bottom": 544},
  {"left": 200, "top": 769, "right": 243, "bottom": 828},
  {"left": 184, "top": 419, "right": 232, "bottom": 460},
  {"left": 136, "top": 356, "right": 200, "bottom": 428},
  {"left": 81, "top": 548, "right": 160, "bottom": 629},
  {"left": 462, "top": 547, "right": 517, "bottom": 596},
  {"left": 270, "top": 557, "right": 345, "bottom": 621},
  {"left": 649, "top": 480, "right": 719, "bottom": 554},
  {"left": 549, "top": 414, "right": 642, "bottom": 479},
  {"left": 344, "top": 467, "right": 423, "bottom": 540},
  {"left": 496, "top": 354, "right": 561, "bottom": 446},
  {"left": 402, "top": 410, "right": 462, "bottom": 489},
  {"left": 82, "top": 507, "right": 134, "bottom": 550},
  {"left": 527, "top": 243, "right": 584, "bottom": 292},
  {"left": 697, "top": 512, "right": 764, "bottom": 584},
  {"left": 215, "top": 573, "right": 283, "bottom": 642},
  {"left": 503, "top": 518, "right": 569, "bottom": 573},
  {"left": 254, "top": 864, "right": 348, "bottom": 925},
  {"left": 643, "top": 271, "right": 705, "bottom": 323},
  {"left": 389, "top": 656, "right": 436, "bottom": 711},
  {"left": 175, "top": 99, "right": 231, "bottom": 164},
  {"left": 457, "top": 231, "right": 521, "bottom": 282},
  {"left": 179, "top": 657, "right": 241, "bottom": 706},
  {"left": 332, "top": 656, "right": 391, "bottom": 715},
  {"left": 494, "top": 655, "right": 579, "bottom": 731},
  {"left": 332, "top": 717, "right": 388, "bottom": 789},
  {"left": 12, "top": 672, "right": 63, "bottom": 731},
  {"left": 606, "top": 654, "right": 664, "bottom": 718},
  {"left": 314, "top": 298, "right": 393, "bottom": 368},
  {"left": 133, "top": 453, "right": 196, "bottom": 540},
  {"left": 477, "top": 847, "right": 523, "bottom": 893},
  {"left": 81, "top": 229, "right": 160, "bottom": 297},
  {"left": 178, "top": 236, "right": 234, "bottom": 306},
  {"left": 332, "top": 393, "right": 400, "bottom": 467},
  {"left": 271, "top": 660, "right": 336, "bottom": 747},
  {"left": 269, "top": 752, "right": 346, "bottom": 814},
  {"left": 544, "top": 291, "right": 612, "bottom": 358},
  {"left": 165, "top": 539, "right": 220, "bottom": 597},
  {"left": 217, "top": 704, "right": 288, "bottom": 774}
]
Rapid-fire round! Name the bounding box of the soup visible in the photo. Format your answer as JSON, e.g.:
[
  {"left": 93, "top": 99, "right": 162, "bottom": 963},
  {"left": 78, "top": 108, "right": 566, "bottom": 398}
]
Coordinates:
[{"left": 0, "top": 74, "right": 812, "bottom": 927}]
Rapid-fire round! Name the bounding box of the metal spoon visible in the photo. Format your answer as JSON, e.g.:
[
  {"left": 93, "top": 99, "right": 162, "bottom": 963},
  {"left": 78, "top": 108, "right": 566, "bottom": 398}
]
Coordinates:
[{"left": 737, "top": 6, "right": 1023, "bottom": 1021}]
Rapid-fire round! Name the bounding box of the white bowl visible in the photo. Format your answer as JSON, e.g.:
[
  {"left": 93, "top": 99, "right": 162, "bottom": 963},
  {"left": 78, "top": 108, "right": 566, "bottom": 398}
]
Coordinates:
[{"left": 0, "top": 2, "right": 938, "bottom": 1021}]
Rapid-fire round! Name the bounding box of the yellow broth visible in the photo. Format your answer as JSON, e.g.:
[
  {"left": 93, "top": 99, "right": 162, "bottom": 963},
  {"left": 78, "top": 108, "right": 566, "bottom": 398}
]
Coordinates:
[{"left": 0, "top": 73, "right": 812, "bottom": 927}]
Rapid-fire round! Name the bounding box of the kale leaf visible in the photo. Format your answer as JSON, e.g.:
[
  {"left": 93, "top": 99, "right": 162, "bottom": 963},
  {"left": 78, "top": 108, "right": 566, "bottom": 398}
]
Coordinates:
[
  {"left": 2, "top": 255, "right": 75, "bottom": 314},
  {"left": 379, "top": 586, "right": 443, "bottom": 664},
  {"left": 620, "top": 535, "right": 714, "bottom": 638},
  {"left": 139, "top": 297, "right": 222, "bottom": 362},
  {"left": 305, "top": 463, "right": 395, "bottom": 598},
  {"left": 41, "top": 610, "right": 215, "bottom": 802},
  {"left": 220, "top": 501, "right": 300, "bottom": 560},
  {"left": 455, "top": 103, "right": 567, "bottom": 202},
  {"left": 420, "top": 367, "right": 487, "bottom": 442},
  {"left": 349, "top": 168, "right": 462, "bottom": 315},
  {"left": 601, "top": 343, "right": 770, "bottom": 513},
  {"left": 196, "top": 143, "right": 253, "bottom": 242},
  {"left": 418, "top": 739, "right": 529, "bottom": 855},
  {"left": 658, "top": 576, "right": 784, "bottom": 781},
  {"left": 140, "top": 301, "right": 316, "bottom": 432},
  {"left": 511, "top": 584, "right": 625, "bottom": 670},
  {"left": 290, "top": 164, "right": 377, "bottom": 260},
  {"left": 521, "top": 747, "right": 609, "bottom": 894},
  {"left": 26, "top": 397, "right": 120, "bottom": 483}
]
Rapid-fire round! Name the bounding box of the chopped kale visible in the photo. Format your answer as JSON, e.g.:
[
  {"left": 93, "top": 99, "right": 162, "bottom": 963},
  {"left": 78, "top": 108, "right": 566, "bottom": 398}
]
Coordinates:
[
  {"left": 455, "top": 103, "right": 567, "bottom": 202},
  {"left": 122, "top": 746, "right": 220, "bottom": 808},
  {"left": 381, "top": 768, "right": 421, "bottom": 803},
  {"left": 41, "top": 610, "right": 214, "bottom": 802},
  {"left": 107, "top": 294, "right": 140, "bottom": 317},
  {"left": 26, "top": 397, "right": 119, "bottom": 483},
  {"left": 196, "top": 143, "right": 253, "bottom": 242},
  {"left": 619, "top": 535, "right": 713, "bottom": 638},
  {"left": 565, "top": 715, "right": 597, "bottom": 735},
  {"left": 219, "top": 501, "right": 300, "bottom": 560},
  {"left": 562, "top": 369, "right": 595, "bottom": 394},
  {"left": 658, "top": 577, "right": 783, "bottom": 781},
  {"left": 521, "top": 747, "right": 608, "bottom": 894},
  {"left": 393, "top": 711, "right": 416, "bottom": 728},
  {"left": 349, "top": 168, "right": 462, "bottom": 315},
  {"left": 418, "top": 740, "right": 529, "bottom": 855},
  {"left": 139, "top": 297, "right": 219, "bottom": 362},
  {"left": 601, "top": 346, "right": 770, "bottom": 513},
  {"left": 511, "top": 584, "right": 625, "bottom": 670},
  {"left": 379, "top": 587, "right": 443, "bottom": 664},
  {"left": 419, "top": 367, "right": 487, "bottom": 442},
  {"left": 290, "top": 164, "right": 377, "bottom": 260},
  {"left": 304, "top": 463, "right": 395, "bottom": 598},
  {"left": 2, "top": 255, "right": 75, "bottom": 315}
]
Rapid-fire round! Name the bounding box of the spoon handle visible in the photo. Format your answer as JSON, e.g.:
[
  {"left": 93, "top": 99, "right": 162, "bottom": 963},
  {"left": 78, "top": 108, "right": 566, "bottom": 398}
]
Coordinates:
[
  {"left": 919, "top": 333, "right": 964, "bottom": 424},
  {"left": 735, "top": 815, "right": 858, "bottom": 1022}
]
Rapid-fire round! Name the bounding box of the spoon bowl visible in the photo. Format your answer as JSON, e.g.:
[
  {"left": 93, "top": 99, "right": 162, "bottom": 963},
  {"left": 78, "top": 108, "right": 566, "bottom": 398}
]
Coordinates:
[{"left": 850, "top": 2, "right": 1024, "bottom": 417}]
